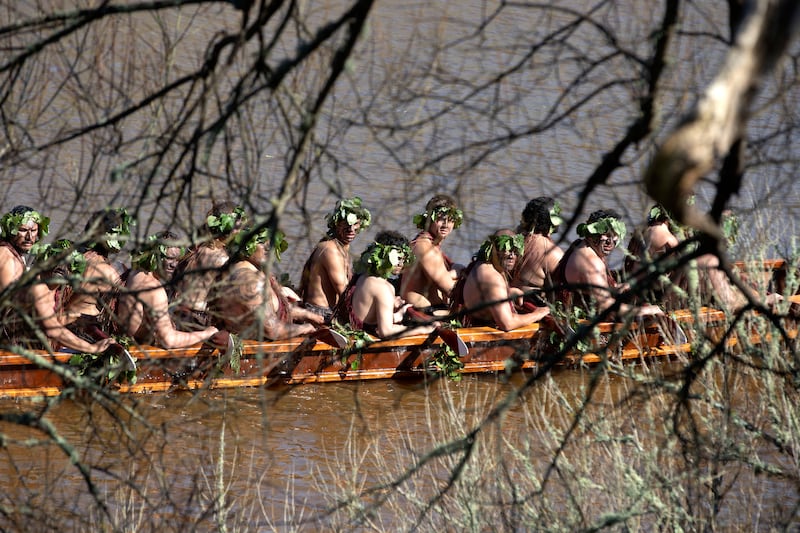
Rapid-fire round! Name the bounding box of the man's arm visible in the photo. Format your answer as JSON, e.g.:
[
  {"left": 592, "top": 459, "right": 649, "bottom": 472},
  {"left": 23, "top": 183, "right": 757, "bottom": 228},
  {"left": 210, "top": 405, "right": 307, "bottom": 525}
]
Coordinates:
[
  {"left": 478, "top": 268, "right": 548, "bottom": 331},
  {"left": 0, "top": 248, "right": 21, "bottom": 291},
  {"left": 31, "top": 284, "right": 115, "bottom": 353},
  {"left": 319, "top": 242, "right": 351, "bottom": 298},
  {"left": 138, "top": 276, "right": 218, "bottom": 349},
  {"left": 374, "top": 283, "right": 435, "bottom": 339},
  {"left": 416, "top": 239, "right": 458, "bottom": 294}
]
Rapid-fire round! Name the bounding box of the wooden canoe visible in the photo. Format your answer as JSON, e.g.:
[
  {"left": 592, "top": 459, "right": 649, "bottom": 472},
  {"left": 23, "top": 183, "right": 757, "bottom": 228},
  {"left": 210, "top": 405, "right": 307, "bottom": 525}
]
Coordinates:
[{"left": 0, "top": 306, "right": 740, "bottom": 399}]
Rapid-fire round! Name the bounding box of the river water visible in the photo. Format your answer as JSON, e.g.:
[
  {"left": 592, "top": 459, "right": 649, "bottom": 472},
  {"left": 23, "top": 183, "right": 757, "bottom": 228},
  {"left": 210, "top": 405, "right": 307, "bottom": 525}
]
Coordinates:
[{"left": 1, "top": 0, "right": 799, "bottom": 530}]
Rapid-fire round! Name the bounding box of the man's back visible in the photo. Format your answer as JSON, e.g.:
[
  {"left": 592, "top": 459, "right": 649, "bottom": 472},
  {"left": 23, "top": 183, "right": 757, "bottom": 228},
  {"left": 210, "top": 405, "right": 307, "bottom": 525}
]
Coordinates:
[
  {"left": 301, "top": 239, "right": 350, "bottom": 309},
  {"left": 175, "top": 244, "right": 229, "bottom": 311},
  {"left": 0, "top": 243, "right": 25, "bottom": 292},
  {"left": 514, "top": 233, "right": 563, "bottom": 290},
  {"left": 402, "top": 235, "right": 453, "bottom": 308}
]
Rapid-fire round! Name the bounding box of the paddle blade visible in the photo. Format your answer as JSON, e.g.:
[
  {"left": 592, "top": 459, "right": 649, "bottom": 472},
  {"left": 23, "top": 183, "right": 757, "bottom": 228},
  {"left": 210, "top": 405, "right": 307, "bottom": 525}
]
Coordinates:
[
  {"left": 106, "top": 343, "right": 137, "bottom": 371},
  {"left": 311, "top": 327, "right": 349, "bottom": 348},
  {"left": 438, "top": 327, "right": 469, "bottom": 357}
]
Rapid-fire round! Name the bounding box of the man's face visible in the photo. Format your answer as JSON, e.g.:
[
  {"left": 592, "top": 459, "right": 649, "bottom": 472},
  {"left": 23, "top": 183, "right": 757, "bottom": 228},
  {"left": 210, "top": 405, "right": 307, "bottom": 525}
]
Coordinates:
[
  {"left": 12, "top": 220, "right": 39, "bottom": 253},
  {"left": 250, "top": 242, "right": 268, "bottom": 267},
  {"left": 590, "top": 232, "right": 618, "bottom": 258},
  {"left": 493, "top": 246, "right": 518, "bottom": 274},
  {"left": 160, "top": 246, "right": 182, "bottom": 279},
  {"left": 428, "top": 212, "right": 455, "bottom": 240},
  {"left": 392, "top": 253, "right": 406, "bottom": 277},
  {"left": 335, "top": 219, "right": 361, "bottom": 244}
]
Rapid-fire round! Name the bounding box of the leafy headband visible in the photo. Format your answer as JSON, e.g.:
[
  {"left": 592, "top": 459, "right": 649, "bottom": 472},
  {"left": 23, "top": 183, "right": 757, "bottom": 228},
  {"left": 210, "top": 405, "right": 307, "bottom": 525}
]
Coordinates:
[
  {"left": 207, "top": 206, "right": 246, "bottom": 236},
  {"left": 477, "top": 233, "right": 525, "bottom": 262},
  {"left": 326, "top": 197, "right": 371, "bottom": 235},
  {"left": 233, "top": 227, "right": 288, "bottom": 261},
  {"left": 131, "top": 234, "right": 184, "bottom": 273},
  {"left": 413, "top": 205, "right": 464, "bottom": 230},
  {"left": 549, "top": 203, "right": 563, "bottom": 229},
  {"left": 1, "top": 210, "right": 49, "bottom": 239},
  {"left": 355, "top": 241, "right": 414, "bottom": 279},
  {"left": 577, "top": 217, "right": 627, "bottom": 245},
  {"left": 32, "top": 239, "right": 87, "bottom": 275},
  {"left": 92, "top": 209, "right": 134, "bottom": 252}
]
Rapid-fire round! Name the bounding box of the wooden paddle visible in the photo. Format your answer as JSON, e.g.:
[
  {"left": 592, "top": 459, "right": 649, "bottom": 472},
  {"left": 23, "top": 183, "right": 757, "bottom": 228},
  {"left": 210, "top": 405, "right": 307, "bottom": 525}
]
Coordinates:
[
  {"left": 87, "top": 324, "right": 137, "bottom": 370},
  {"left": 309, "top": 327, "right": 349, "bottom": 348},
  {"left": 405, "top": 307, "right": 469, "bottom": 357}
]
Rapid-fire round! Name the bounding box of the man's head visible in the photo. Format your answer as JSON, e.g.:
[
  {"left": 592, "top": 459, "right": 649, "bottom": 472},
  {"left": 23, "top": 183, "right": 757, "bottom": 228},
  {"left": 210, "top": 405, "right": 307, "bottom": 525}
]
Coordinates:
[
  {"left": 518, "top": 197, "right": 562, "bottom": 236},
  {"left": 229, "top": 225, "right": 288, "bottom": 266},
  {"left": 84, "top": 208, "right": 134, "bottom": 256},
  {"left": 647, "top": 204, "right": 672, "bottom": 226},
  {"left": 205, "top": 202, "right": 247, "bottom": 242},
  {"left": 1, "top": 205, "right": 49, "bottom": 254},
  {"left": 413, "top": 194, "right": 463, "bottom": 239},
  {"left": 33, "top": 239, "right": 86, "bottom": 284},
  {"left": 356, "top": 230, "right": 414, "bottom": 279},
  {"left": 131, "top": 231, "right": 185, "bottom": 280},
  {"left": 325, "top": 197, "right": 371, "bottom": 243},
  {"left": 477, "top": 229, "right": 525, "bottom": 275},
  {"left": 577, "top": 209, "right": 627, "bottom": 258}
]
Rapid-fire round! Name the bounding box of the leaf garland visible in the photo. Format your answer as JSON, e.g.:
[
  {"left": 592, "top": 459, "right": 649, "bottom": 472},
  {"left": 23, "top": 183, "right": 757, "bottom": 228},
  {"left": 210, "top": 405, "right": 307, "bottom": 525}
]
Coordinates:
[
  {"left": 101, "top": 208, "right": 134, "bottom": 252},
  {"left": 232, "top": 226, "right": 288, "bottom": 261},
  {"left": 355, "top": 241, "right": 414, "bottom": 279},
  {"left": 0, "top": 210, "right": 50, "bottom": 239},
  {"left": 131, "top": 234, "right": 184, "bottom": 273},
  {"left": 206, "top": 206, "right": 246, "bottom": 235},
  {"left": 549, "top": 202, "right": 563, "bottom": 229},
  {"left": 32, "top": 239, "right": 87, "bottom": 275},
  {"left": 576, "top": 217, "right": 627, "bottom": 244},
  {"left": 413, "top": 206, "right": 464, "bottom": 230},
  {"left": 477, "top": 233, "right": 525, "bottom": 262},
  {"left": 325, "top": 197, "right": 372, "bottom": 235}
]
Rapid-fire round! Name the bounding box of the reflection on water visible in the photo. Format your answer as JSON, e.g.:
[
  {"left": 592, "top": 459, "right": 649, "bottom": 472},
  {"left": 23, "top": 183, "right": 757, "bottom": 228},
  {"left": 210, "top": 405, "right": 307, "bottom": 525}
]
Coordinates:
[{"left": 0, "top": 362, "right": 796, "bottom": 529}]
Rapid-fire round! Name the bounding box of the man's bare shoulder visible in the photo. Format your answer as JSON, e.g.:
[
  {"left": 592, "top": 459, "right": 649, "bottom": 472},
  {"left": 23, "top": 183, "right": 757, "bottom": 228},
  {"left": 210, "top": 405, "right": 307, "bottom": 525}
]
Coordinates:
[
  {"left": 85, "top": 260, "right": 121, "bottom": 281},
  {"left": 412, "top": 236, "right": 436, "bottom": 253},
  {"left": 194, "top": 245, "right": 229, "bottom": 268},
  {"left": 127, "top": 270, "right": 161, "bottom": 291}
]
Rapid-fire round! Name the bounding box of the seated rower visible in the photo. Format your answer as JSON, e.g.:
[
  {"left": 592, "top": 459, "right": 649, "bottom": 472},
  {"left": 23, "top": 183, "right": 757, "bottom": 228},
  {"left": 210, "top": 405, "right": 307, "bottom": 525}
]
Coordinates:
[
  {"left": 299, "top": 197, "right": 371, "bottom": 322},
  {"left": 117, "top": 233, "right": 222, "bottom": 349},
  {"left": 212, "top": 225, "right": 324, "bottom": 340},
  {"left": 511, "top": 196, "right": 565, "bottom": 304},
  {"left": 0, "top": 205, "right": 47, "bottom": 292},
  {"left": 693, "top": 211, "right": 782, "bottom": 311},
  {"left": 64, "top": 208, "right": 134, "bottom": 340},
  {"left": 0, "top": 212, "right": 114, "bottom": 354},
  {"left": 173, "top": 202, "right": 247, "bottom": 330},
  {"left": 400, "top": 194, "right": 464, "bottom": 312},
  {"left": 452, "top": 230, "right": 549, "bottom": 330},
  {"left": 552, "top": 209, "right": 661, "bottom": 319},
  {"left": 341, "top": 231, "right": 437, "bottom": 339}
]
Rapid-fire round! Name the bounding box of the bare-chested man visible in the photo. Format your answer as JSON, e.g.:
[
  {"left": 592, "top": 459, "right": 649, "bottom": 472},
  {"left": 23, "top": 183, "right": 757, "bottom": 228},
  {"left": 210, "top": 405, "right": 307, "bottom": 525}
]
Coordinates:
[
  {"left": 299, "top": 197, "right": 371, "bottom": 322},
  {"left": 63, "top": 208, "right": 133, "bottom": 341},
  {"left": 624, "top": 204, "right": 681, "bottom": 276},
  {"left": 0, "top": 205, "right": 48, "bottom": 291},
  {"left": 553, "top": 209, "right": 661, "bottom": 318},
  {"left": 342, "top": 231, "right": 436, "bottom": 339},
  {"left": 0, "top": 208, "right": 114, "bottom": 353},
  {"left": 173, "top": 202, "right": 247, "bottom": 330},
  {"left": 511, "top": 197, "right": 565, "bottom": 303},
  {"left": 401, "top": 194, "right": 464, "bottom": 311},
  {"left": 453, "top": 230, "right": 549, "bottom": 331},
  {"left": 214, "top": 226, "right": 324, "bottom": 340},
  {"left": 118, "top": 233, "right": 221, "bottom": 349}
]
